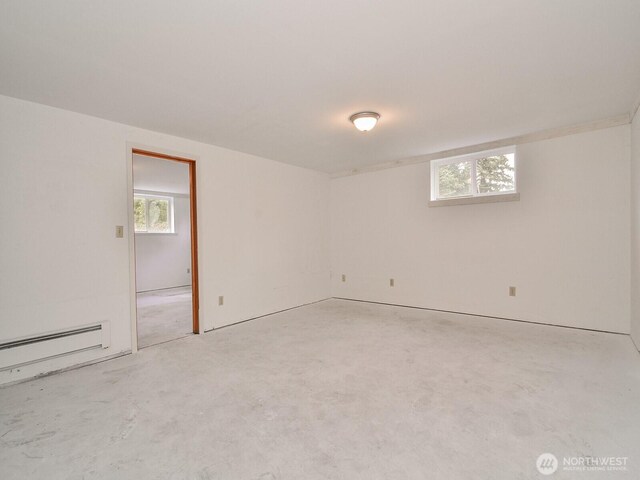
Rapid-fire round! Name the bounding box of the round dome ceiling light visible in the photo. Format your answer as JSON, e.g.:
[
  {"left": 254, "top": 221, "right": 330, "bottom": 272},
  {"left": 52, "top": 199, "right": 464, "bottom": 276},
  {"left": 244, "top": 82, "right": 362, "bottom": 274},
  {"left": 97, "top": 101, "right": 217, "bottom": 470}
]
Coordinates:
[{"left": 349, "top": 111, "right": 380, "bottom": 132}]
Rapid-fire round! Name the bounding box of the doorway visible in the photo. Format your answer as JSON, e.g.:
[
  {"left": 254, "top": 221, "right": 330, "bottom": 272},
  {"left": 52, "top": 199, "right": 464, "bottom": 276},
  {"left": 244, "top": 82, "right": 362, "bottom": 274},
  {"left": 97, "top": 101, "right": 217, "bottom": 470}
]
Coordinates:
[{"left": 130, "top": 149, "right": 199, "bottom": 348}]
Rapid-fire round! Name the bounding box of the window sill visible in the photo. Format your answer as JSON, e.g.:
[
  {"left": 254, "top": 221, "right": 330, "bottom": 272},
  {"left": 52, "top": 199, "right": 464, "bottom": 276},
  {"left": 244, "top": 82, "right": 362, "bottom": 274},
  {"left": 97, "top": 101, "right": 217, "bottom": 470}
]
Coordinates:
[
  {"left": 429, "top": 192, "right": 520, "bottom": 207},
  {"left": 134, "top": 232, "right": 177, "bottom": 236}
]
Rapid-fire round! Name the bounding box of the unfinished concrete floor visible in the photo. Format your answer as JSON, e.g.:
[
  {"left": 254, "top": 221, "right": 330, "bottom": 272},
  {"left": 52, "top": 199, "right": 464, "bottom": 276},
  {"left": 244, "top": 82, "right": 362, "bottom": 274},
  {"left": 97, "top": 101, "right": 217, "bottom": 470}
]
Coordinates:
[
  {"left": 1, "top": 299, "right": 639, "bottom": 479},
  {"left": 136, "top": 286, "right": 193, "bottom": 348}
]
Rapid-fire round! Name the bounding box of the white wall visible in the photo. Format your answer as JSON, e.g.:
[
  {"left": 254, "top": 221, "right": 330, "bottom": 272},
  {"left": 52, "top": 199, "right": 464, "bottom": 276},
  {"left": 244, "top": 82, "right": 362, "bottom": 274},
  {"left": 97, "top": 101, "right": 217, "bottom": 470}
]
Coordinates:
[
  {"left": 132, "top": 154, "right": 192, "bottom": 291},
  {"left": 134, "top": 195, "right": 192, "bottom": 292},
  {"left": 631, "top": 108, "right": 640, "bottom": 349},
  {"left": 0, "top": 95, "right": 330, "bottom": 383},
  {"left": 133, "top": 153, "right": 190, "bottom": 194},
  {"left": 0, "top": 92, "right": 633, "bottom": 384},
  {"left": 331, "top": 126, "right": 631, "bottom": 333}
]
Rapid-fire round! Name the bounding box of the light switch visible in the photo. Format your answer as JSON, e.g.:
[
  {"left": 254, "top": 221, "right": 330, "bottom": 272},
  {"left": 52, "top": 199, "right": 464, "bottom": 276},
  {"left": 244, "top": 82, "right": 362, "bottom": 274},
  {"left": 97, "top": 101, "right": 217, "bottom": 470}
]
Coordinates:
[{"left": 115, "top": 225, "right": 124, "bottom": 238}]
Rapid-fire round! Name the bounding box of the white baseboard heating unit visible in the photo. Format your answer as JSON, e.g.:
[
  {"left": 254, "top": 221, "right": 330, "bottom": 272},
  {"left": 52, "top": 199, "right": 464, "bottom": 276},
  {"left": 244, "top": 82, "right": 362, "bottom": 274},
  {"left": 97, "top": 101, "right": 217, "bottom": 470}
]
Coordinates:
[{"left": 0, "top": 322, "right": 110, "bottom": 371}]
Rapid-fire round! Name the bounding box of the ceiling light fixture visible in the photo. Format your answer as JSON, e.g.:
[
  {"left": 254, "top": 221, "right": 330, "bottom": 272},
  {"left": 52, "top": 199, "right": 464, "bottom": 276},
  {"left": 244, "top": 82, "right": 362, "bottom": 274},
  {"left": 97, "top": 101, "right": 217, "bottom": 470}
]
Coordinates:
[{"left": 349, "top": 111, "right": 380, "bottom": 132}]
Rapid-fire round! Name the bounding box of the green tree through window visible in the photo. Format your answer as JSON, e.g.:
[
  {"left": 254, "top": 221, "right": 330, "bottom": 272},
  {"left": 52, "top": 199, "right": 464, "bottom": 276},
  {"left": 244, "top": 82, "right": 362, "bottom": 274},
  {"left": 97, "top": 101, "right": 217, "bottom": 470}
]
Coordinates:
[
  {"left": 134, "top": 195, "right": 173, "bottom": 233},
  {"left": 433, "top": 150, "right": 516, "bottom": 200},
  {"left": 148, "top": 199, "right": 169, "bottom": 231},
  {"left": 477, "top": 155, "right": 515, "bottom": 194},
  {"left": 438, "top": 161, "right": 471, "bottom": 198},
  {"left": 134, "top": 197, "right": 147, "bottom": 231}
]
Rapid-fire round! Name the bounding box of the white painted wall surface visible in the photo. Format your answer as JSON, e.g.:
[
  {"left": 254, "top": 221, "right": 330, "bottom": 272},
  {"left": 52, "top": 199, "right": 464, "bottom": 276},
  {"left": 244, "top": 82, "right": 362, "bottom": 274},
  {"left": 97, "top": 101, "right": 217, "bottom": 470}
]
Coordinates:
[
  {"left": 0, "top": 95, "right": 330, "bottom": 383},
  {"left": 331, "top": 126, "right": 631, "bottom": 333},
  {"left": 132, "top": 154, "right": 190, "bottom": 194},
  {"left": 631, "top": 109, "right": 640, "bottom": 350},
  {"left": 134, "top": 195, "right": 192, "bottom": 292}
]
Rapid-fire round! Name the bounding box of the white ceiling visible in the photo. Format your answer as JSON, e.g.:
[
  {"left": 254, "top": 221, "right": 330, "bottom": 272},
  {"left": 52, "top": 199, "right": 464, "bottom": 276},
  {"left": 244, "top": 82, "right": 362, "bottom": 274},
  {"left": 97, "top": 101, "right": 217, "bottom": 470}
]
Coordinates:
[
  {"left": 1, "top": 1, "right": 639, "bottom": 174},
  {"left": 133, "top": 154, "right": 190, "bottom": 195}
]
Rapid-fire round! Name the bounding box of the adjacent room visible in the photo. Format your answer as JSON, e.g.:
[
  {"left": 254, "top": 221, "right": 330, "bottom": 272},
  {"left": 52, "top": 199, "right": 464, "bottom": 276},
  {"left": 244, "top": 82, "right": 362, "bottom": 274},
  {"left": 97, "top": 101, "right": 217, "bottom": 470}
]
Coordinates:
[
  {"left": 1, "top": 1, "right": 639, "bottom": 479},
  {"left": 132, "top": 152, "right": 195, "bottom": 348}
]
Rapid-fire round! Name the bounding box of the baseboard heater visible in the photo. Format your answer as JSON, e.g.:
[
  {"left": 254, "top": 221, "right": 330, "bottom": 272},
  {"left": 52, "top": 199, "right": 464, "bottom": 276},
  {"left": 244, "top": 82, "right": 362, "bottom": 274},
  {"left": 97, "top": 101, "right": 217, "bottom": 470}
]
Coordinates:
[{"left": 0, "top": 322, "right": 110, "bottom": 372}]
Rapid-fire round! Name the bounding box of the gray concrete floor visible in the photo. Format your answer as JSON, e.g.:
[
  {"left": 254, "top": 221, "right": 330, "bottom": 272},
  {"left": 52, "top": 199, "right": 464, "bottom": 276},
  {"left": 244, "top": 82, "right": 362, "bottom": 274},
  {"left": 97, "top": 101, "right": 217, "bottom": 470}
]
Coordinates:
[
  {"left": 136, "top": 286, "right": 193, "bottom": 349},
  {"left": 1, "top": 299, "right": 639, "bottom": 479}
]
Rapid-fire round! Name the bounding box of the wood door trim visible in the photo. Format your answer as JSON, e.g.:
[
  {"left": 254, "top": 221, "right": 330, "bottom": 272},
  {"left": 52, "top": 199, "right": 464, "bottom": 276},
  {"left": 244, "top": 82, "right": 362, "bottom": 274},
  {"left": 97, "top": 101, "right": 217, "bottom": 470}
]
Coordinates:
[{"left": 132, "top": 148, "right": 200, "bottom": 334}]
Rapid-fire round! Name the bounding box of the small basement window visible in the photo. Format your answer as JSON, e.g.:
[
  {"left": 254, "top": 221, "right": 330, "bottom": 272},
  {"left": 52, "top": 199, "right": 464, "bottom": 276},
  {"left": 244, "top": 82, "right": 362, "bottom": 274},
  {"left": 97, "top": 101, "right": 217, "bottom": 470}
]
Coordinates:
[
  {"left": 134, "top": 194, "right": 174, "bottom": 233},
  {"left": 429, "top": 147, "right": 519, "bottom": 206}
]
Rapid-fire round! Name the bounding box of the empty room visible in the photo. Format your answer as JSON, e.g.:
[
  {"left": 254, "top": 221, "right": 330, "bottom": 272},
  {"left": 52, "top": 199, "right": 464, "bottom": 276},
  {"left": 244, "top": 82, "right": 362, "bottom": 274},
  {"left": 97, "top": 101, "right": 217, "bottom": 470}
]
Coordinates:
[
  {"left": 0, "top": 1, "right": 639, "bottom": 479},
  {"left": 133, "top": 152, "right": 197, "bottom": 348}
]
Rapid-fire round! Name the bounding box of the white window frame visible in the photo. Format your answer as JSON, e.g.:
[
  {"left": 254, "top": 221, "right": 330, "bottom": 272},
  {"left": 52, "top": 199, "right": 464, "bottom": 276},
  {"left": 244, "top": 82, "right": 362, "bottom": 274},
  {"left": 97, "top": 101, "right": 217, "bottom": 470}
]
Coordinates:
[
  {"left": 429, "top": 146, "right": 519, "bottom": 207},
  {"left": 133, "top": 193, "right": 175, "bottom": 234}
]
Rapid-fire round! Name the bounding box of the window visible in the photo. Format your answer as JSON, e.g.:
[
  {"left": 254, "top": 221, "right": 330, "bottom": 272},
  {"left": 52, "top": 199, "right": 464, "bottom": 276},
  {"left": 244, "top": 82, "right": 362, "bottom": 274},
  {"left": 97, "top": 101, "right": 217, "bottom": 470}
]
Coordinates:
[
  {"left": 134, "top": 194, "right": 174, "bottom": 233},
  {"left": 430, "top": 147, "right": 518, "bottom": 206}
]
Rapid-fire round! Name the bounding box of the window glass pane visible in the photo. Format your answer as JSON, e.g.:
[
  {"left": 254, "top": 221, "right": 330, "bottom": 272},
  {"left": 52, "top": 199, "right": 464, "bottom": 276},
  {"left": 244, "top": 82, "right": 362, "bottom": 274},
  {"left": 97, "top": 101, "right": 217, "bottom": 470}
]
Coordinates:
[
  {"left": 134, "top": 197, "right": 147, "bottom": 232},
  {"left": 437, "top": 161, "right": 472, "bottom": 198},
  {"left": 476, "top": 154, "right": 515, "bottom": 194},
  {"left": 148, "top": 199, "right": 169, "bottom": 232}
]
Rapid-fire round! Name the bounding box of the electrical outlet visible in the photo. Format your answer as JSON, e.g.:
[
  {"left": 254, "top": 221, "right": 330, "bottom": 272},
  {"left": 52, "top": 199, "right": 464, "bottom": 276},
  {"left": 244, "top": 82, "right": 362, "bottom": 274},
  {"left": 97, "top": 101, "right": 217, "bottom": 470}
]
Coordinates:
[
  {"left": 218, "top": 296, "right": 224, "bottom": 306},
  {"left": 187, "top": 268, "right": 190, "bottom": 274},
  {"left": 115, "top": 225, "right": 124, "bottom": 238},
  {"left": 341, "top": 274, "right": 346, "bottom": 282},
  {"left": 509, "top": 286, "right": 516, "bottom": 297},
  {"left": 390, "top": 278, "right": 395, "bottom": 287}
]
